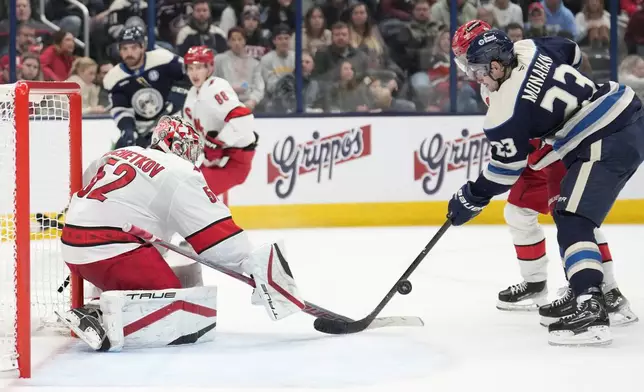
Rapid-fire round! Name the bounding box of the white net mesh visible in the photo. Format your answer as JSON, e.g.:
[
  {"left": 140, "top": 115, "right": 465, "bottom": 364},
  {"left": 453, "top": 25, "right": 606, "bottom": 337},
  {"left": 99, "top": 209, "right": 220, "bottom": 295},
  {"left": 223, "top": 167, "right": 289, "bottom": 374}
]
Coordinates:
[{"left": 0, "top": 85, "right": 74, "bottom": 372}]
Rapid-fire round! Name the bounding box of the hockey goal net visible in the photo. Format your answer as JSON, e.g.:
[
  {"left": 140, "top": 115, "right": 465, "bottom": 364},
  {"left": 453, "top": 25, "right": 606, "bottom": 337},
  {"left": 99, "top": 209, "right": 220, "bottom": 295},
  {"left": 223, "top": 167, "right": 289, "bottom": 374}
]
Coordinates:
[{"left": 0, "top": 81, "right": 83, "bottom": 378}]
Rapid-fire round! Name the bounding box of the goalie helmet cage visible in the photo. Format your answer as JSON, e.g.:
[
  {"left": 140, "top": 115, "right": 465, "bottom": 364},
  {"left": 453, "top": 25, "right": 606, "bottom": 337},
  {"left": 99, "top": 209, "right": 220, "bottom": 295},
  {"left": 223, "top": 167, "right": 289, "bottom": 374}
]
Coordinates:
[{"left": 0, "top": 81, "right": 84, "bottom": 378}]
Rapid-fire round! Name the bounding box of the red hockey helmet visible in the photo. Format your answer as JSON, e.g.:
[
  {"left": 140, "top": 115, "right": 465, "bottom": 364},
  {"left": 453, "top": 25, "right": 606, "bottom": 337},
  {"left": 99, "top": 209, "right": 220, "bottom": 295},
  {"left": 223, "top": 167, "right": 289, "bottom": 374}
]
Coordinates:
[
  {"left": 452, "top": 20, "right": 491, "bottom": 72},
  {"left": 184, "top": 46, "right": 214, "bottom": 66},
  {"left": 151, "top": 116, "right": 204, "bottom": 164}
]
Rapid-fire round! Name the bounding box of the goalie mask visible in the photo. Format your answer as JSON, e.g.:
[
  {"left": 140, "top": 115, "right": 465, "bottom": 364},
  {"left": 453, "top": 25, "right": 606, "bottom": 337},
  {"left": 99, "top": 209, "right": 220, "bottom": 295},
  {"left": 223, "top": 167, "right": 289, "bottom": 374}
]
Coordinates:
[{"left": 151, "top": 116, "right": 204, "bottom": 164}]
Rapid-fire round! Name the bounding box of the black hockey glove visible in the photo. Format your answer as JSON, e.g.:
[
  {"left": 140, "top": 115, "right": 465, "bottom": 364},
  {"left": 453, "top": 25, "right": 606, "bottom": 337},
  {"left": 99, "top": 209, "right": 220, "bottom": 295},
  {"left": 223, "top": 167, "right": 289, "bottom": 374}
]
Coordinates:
[
  {"left": 447, "top": 182, "right": 490, "bottom": 226},
  {"left": 115, "top": 128, "right": 138, "bottom": 149}
]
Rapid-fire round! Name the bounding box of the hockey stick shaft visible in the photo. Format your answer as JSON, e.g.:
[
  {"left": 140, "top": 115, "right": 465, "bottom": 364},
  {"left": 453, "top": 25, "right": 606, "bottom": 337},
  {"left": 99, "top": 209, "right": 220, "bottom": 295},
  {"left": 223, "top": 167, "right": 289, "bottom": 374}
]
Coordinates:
[
  {"left": 314, "top": 220, "right": 451, "bottom": 334},
  {"left": 122, "top": 223, "right": 355, "bottom": 322}
]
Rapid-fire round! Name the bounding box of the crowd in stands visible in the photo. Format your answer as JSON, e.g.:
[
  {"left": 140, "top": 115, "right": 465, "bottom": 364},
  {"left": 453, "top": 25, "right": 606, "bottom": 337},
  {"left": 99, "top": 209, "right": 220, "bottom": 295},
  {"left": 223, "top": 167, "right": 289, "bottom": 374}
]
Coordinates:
[{"left": 0, "top": 0, "right": 643, "bottom": 114}]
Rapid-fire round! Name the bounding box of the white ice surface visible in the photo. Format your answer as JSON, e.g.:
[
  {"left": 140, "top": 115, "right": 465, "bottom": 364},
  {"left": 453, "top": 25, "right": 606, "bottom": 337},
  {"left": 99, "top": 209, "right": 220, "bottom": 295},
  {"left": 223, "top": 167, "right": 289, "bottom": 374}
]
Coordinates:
[{"left": 2, "top": 225, "right": 644, "bottom": 392}]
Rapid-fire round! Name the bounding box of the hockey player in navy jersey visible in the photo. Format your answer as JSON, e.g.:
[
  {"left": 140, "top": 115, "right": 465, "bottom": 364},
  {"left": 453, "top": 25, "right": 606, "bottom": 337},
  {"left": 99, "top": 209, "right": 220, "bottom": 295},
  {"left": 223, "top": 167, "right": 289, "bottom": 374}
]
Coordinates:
[
  {"left": 103, "top": 26, "right": 188, "bottom": 149},
  {"left": 447, "top": 30, "right": 644, "bottom": 346}
]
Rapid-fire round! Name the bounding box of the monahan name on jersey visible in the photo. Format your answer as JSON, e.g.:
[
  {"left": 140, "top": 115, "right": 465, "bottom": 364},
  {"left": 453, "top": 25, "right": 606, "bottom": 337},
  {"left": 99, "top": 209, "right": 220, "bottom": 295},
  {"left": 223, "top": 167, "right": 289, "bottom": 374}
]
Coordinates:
[
  {"left": 103, "top": 49, "right": 186, "bottom": 134},
  {"left": 183, "top": 76, "right": 256, "bottom": 149},
  {"left": 472, "top": 37, "right": 641, "bottom": 199}
]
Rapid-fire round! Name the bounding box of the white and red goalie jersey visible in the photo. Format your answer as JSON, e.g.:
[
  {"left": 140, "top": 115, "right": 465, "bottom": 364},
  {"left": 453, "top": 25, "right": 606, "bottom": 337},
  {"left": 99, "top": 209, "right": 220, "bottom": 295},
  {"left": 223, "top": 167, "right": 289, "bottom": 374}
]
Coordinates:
[
  {"left": 183, "top": 76, "right": 257, "bottom": 167},
  {"left": 61, "top": 146, "right": 250, "bottom": 271}
]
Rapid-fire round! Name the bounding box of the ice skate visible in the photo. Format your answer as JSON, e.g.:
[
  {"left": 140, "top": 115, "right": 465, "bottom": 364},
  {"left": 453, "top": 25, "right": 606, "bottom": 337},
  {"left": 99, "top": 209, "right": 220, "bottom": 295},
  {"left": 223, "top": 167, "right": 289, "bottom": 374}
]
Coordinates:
[
  {"left": 604, "top": 287, "right": 639, "bottom": 326},
  {"left": 548, "top": 287, "right": 611, "bottom": 346},
  {"left": 55, "top": 306, "right": 111, "bottom": 351},
  {"left": 497, "top": 280, "right": 547, "bottom": 311},
  {"left": 539, "top": 286, "right": 575, "bottom": 326}
]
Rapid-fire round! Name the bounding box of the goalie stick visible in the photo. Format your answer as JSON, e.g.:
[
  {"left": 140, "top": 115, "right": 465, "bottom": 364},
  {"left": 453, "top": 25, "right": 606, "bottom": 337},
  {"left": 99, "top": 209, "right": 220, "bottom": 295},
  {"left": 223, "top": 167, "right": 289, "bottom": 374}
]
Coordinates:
[
  {"left": 313, "top": 220, "right": 451, "bottom": 334},
  {"left": 122, "top": 223, "right": 424, "bottom": 331}
]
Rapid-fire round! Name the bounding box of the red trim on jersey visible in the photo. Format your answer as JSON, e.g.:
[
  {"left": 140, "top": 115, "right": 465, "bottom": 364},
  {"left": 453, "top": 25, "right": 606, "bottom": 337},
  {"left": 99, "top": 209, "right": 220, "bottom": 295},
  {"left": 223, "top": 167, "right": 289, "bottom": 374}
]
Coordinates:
[
  {"left": 599, "top": 243, "right": 613, "bottom": 263},
  {"left": 123, "top": 300, "right": 217, "bottom": 337},
  {"left": 224, "top": 106, "right": 252, "bottom": 122},
  {"left": 515, "top": 239, "right": 546, "bottom": 261},
  {"left": 185, "top": 216, "right": 243, "bottom": 254},
  {"left": 61, "top": 224, "right": 144, "bottom": 247},
  {"left": 267, "top": 246, "right": 305, "bottom": 310}
]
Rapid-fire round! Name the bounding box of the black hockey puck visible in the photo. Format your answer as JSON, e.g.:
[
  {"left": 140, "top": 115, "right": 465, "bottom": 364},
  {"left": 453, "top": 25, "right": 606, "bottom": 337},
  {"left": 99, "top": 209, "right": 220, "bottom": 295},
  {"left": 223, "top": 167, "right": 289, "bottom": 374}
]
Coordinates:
[{"left": 397, "top": 280, "right": 412, "bottom": 295}]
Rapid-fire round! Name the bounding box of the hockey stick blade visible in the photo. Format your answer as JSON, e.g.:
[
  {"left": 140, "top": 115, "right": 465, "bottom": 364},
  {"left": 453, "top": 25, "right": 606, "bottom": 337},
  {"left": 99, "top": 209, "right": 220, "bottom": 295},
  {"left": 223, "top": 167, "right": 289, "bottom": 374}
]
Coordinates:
[
  {"left": 123, "top": 223, "right": 422, "bottom": 331},
  {"left": 313, "top": 220, "right": 451, "bottom": 334}
]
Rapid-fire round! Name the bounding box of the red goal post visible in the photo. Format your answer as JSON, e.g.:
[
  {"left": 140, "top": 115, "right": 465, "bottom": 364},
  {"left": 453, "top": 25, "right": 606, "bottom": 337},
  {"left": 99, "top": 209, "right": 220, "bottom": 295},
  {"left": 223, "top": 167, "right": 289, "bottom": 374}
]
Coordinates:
[{"left": 1, "top": 81, "right": 85, "bottom": 378}]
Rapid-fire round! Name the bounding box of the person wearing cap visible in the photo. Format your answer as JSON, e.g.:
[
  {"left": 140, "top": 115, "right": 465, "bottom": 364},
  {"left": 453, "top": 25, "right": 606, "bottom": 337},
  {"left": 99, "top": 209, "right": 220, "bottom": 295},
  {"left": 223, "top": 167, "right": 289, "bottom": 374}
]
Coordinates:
[
  {"left": 260, "top": 24, "right": 295, "bottom": 96},
  {"left": 176, "top": 0, "right": 227, "bottom": 57},
  {"left": 242, "top": 5, "right": 272, "bottom": 60},
  {"left": 525, "top": 2, "right": 549, "bottom": 38}
]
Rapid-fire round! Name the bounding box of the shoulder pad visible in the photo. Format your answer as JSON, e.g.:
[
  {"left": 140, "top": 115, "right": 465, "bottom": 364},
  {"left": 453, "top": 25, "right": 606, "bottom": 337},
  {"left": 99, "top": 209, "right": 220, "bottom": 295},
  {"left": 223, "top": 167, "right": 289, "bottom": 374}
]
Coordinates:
[
  {"left": 102, "top": 65, "right": 131, "bottom": 91},
  {"left": 145, "top": 49, "right": 177, "bottom": 70}
]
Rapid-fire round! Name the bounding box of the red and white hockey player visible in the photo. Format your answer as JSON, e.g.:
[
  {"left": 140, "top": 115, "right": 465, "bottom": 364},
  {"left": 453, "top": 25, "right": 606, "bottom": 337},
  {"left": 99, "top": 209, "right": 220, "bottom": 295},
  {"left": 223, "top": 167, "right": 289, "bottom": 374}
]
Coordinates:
[
  {"left": 182, "top": 46, "right": 257, "bottom": 195},
  {"left": 58, "top": 116, "right": 304, "bottom": 352},
  {"left": 452, "top": 20, "right": 637, "bottom": 325}
]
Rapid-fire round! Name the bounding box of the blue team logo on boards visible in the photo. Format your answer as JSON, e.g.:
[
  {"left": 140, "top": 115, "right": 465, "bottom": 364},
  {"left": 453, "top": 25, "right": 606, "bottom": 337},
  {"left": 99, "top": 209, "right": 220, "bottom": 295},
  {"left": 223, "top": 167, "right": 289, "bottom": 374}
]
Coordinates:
[
  {"left": 414, "top": 129, "right": 492, "bottom": 195},
  {"left": 267, "top": 126, "right": 372, "bottom": 199}
]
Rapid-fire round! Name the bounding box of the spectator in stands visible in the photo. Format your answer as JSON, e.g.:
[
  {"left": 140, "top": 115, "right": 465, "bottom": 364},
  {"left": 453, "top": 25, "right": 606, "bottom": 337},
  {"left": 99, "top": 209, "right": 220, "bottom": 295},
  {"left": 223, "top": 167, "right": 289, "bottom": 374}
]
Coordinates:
[
  {"left": 261, "top": 24, "right": 295, "bottom": 96},
  {"left": 379, "top": 0, "right": 414, "bottom": 21},
  {"left": 322, "top": 0, "right": 350, "bottom": 28},
  {"left": 219, "top": 0, "right": 245, "bottom": 36},
  {"left": 325, "top": 60, "right": 372, "bottom": 112},
  {"left": 622, "top": 0, "right": 644, "bottom": 17},
  {"left": 394, "top": 0, "right": 440, "bottom": 93},
  {"left": 313, "top": 22, "right": 368, "bottom": 81},
  {"left": 477, "top": 5, "right": 499, "bottom": 29},
  {"left": 625, "top": 6, "right": 644, "bottom": 54},
  {"left": 525, "top": 2, "right": 549, "bottom": 37},
  {"left": 176, "top": 0, "right": 228, "bottom": 56},
  {"left": 214, "top": 27, "right": 264, "bottom": 110},
  {"left": 349, "top": 2, "right": 403, "bottom": 81},
  {"left": 490, "top": 0, "right": 523, "bottom": 29},
  {"left": 543, "top": 0, "right": 578, "bottom": 38},
  {"left": 96, "top": 62, "right": 113, "bottom": 107},
  {"left": 426, "top": 28, "right": 478, "bottom": 112},
  {"left": 242, "top": 5, "right": 272, "bottom": 60},
  {"left": 19, "top": 52, "right": 43, "bottom": 81},
  {"left": 67, "top": 57, "right": 106, "bottom": 114},
  {"left": 40, "top": 29, "right": 75, "bottom": 81},
  {"left": 575, "top": 0, "right": 610, "bottom": 47},
  {"left": 265, "top": 50, "right": 324, "bottom": 113},
  {"left": 290, "top": 6, "right": 332, "bottom": 55},
  {"left": 506, "top": 22, "right": 525, "bottom": 41},
  {"left": 0, "top": 22, "right": 36, "bottom": 57},
  {"left": 263, "top": 0, "right": 296, "bottom": 32},
  {"left": 0, "top": 0, "right": 52, "bottom": 38},
  {"left": 619, "top": 55, "right": 644, "bottom": 99},
  {"left": 430, "top": 0, "right": 477, "bottom": 28},
  {"left": 156, "top": 0, "right": 192, "bottom": 45},
  {"left": 369, "top": 79, "right": 416, "bottom": 111},
  {"left": 44, "top": 0, "right": 86, "bottom": 37}
]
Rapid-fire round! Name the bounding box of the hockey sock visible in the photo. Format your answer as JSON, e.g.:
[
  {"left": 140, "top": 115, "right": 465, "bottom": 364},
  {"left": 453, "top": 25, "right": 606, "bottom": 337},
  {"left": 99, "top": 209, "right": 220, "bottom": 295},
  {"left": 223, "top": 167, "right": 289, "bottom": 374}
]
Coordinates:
[
  {"left": 594, "top": 228, "right": 616, "bottom": 292},
  {"left": 554, "top": 212, "right": 603, "bottom": 295}
]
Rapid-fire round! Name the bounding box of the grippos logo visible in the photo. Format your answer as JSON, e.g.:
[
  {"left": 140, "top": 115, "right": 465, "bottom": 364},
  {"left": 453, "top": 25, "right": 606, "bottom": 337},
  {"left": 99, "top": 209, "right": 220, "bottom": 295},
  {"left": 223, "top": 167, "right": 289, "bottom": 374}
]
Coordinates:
[
  {"left": 414, "top": 129, "right": 492, "bottom": 195},
  {"left": 267, "top": 125, "right": 372, "bottom": 199}
]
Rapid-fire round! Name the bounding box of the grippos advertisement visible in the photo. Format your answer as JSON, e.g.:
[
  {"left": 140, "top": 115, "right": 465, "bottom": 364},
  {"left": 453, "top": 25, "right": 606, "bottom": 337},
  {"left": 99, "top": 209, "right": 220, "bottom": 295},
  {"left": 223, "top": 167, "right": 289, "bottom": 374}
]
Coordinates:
[{"left": 227, "top": 116, "right": 491, "bottom": 206}]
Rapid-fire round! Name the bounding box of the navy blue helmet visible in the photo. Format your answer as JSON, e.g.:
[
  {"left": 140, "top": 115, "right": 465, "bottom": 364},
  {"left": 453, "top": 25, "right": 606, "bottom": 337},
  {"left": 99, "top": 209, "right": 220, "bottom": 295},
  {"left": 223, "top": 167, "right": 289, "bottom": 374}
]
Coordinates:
[
  {"left": 118, "top": 26, "right": 146, "bottom": 47},
  {"left": 465, "top": 30, "right": 515, "bottom": 79}
]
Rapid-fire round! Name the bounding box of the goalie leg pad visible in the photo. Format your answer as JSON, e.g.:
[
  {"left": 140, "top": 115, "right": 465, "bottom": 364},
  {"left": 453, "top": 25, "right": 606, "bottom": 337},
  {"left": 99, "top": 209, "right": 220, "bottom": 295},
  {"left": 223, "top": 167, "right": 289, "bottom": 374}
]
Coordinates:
[
  {"left": 245, "top": 241, "right": 305, "bottom": 320},
  {"left": 100, "top": 286, "right": 217, "bottom": 351}
]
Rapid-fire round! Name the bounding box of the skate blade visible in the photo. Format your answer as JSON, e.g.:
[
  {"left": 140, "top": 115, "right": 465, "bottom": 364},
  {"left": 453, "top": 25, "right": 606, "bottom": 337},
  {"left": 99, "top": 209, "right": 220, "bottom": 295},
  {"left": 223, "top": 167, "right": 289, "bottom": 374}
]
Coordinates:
[
  {"left": 54, "top": 310, "right": 104, "bottom": 351},
  {"left": 539, "top": 315, "right": 559, "bottom": 327},
  {"left": 610, "top": 308, "right": 639, "bottom": 327},
  {"left": 548, "top": 325, "right": 612, "bottom": 346},
  {"left": 497, "top": 294, "right": 548, "bottom": 312}
]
